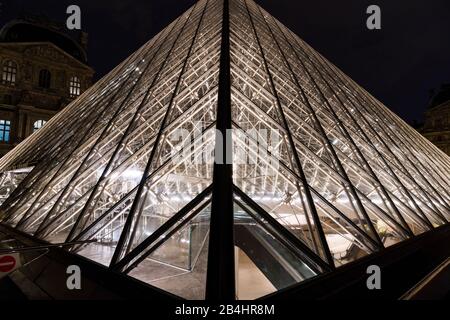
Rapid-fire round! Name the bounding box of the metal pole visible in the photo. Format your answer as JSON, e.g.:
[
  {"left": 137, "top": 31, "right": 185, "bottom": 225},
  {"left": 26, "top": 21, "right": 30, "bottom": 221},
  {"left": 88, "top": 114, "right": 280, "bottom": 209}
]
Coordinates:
[
  {"left": 205, "top": 0, "right": 236, "bottom": 301},
  {"left": 0, "top": 240, "right": 97, "bottom": 255}
]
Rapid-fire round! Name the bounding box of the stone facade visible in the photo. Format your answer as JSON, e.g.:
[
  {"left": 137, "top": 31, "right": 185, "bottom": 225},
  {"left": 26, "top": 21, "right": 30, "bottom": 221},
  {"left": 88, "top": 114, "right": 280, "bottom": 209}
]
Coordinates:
[
  {"left": 0, "top": 20, "right": 94, "bottom": 157},
  {"left": 421, "top": 101, "right": 450, "bottom": 156},
  {"left": 421, "top": 85, "right": 450, "bottom": 156}
]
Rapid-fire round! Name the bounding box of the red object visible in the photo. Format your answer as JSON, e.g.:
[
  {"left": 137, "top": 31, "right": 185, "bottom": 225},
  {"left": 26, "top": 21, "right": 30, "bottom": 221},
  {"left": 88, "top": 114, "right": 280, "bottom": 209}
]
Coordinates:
[{"left": 0, "top": 255, "right": 17, "bottom": 273}]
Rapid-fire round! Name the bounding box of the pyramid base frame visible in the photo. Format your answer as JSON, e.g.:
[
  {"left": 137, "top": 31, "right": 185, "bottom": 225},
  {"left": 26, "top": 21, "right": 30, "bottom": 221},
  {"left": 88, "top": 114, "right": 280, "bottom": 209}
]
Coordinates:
[
  {"left": 1, "top": 222, "right": 449, "bottom": 300},
  {"left": 263, "top": 224, "right": 450, "bottom": 300}
]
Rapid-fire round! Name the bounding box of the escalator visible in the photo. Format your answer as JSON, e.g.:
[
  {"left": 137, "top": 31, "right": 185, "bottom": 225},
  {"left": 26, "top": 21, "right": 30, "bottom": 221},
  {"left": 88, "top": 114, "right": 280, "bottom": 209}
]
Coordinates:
[{"left": 234, "top": 218, "right": 316, "bottom": 292}]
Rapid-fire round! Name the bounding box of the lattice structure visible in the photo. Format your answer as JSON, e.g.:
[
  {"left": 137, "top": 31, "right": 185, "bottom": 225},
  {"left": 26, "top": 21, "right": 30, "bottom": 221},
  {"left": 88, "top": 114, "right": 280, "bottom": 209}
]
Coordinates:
[{"left": 0, "top": 0, "right": 449, "bottom": 300}]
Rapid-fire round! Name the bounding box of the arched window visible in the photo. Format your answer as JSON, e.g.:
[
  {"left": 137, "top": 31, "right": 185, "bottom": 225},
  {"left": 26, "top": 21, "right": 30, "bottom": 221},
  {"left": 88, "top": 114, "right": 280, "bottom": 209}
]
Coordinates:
[
  {"left": 0, "top": 120, "right": 11, "bottom": 142},
  {"left": 69, "top": 76, "right": 81, "bottom": 98},
  {"left": 33, "top": 120, "right": 47, "bottom": 133},
  {"left": 39, "top": 69, "right": 51, "bottom": 89},
  {"left": 2, "top": 60, "right": 17, "bottom": 86}
]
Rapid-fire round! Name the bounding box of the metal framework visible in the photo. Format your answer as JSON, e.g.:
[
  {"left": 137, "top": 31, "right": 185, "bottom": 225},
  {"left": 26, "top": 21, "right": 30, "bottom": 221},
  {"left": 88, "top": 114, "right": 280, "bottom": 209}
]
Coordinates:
[{"left": 0, "top": 0, "right": 449, "bottom": 300}]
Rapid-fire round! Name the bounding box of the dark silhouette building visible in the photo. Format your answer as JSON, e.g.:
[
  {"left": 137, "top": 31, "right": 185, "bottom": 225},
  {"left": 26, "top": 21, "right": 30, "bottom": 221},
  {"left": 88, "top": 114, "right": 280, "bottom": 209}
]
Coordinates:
[
  {"left": 421, "top": 84, "right": 450, "bottom": 156},
  {"left": 0, "top": 15, "right": 94, "bottom": 157}
]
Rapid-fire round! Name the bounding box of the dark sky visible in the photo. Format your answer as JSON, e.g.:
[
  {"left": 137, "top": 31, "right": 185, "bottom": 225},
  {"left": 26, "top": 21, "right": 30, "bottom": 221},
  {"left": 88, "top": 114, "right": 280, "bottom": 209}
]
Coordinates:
[{"left": 1, "top": 0, "right": 450, "bottom": 124}]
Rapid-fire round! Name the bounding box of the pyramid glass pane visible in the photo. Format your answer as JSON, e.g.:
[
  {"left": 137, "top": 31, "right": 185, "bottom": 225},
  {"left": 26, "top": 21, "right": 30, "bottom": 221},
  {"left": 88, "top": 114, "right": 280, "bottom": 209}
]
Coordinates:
[{"left": 233, "top": 200, "right": 317, "bottom": 300}]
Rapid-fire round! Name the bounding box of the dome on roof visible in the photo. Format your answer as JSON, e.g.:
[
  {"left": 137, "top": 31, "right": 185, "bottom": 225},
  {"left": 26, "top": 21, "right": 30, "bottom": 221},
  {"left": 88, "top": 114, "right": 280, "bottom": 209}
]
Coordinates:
[{"left": 0, "top": 19, "right": 87, "bottom": 63}]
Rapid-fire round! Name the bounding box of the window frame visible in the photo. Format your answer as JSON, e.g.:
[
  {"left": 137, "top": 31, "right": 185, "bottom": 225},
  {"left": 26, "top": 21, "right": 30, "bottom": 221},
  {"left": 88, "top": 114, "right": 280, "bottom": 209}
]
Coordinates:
[
  {"left": 1, "top": 60, "right": 18, "bottom": 86},
  {"left": 38, "top": 69, "right": 52, "bottom": 89},
  {"left": 0, "top": 119, "right": 12, "bottom": 143},
  {"left": 69, "top": 76, "right": 82, "bottom": 98},
  {"left": 33, "top": 119, "right": 47, "bottom": 133}
]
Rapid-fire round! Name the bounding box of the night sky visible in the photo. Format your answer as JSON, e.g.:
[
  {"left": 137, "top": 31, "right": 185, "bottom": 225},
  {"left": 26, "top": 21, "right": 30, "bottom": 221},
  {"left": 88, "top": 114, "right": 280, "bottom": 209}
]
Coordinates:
[{"left": 1, "top": 0, "right": 449, "bottom": 124}]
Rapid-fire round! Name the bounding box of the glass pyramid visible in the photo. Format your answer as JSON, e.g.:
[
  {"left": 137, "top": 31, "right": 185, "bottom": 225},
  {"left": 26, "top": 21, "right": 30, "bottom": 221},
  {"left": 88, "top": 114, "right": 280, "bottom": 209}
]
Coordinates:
[{"left": 0, "top": 0, "right": 449, "bottom": 300}]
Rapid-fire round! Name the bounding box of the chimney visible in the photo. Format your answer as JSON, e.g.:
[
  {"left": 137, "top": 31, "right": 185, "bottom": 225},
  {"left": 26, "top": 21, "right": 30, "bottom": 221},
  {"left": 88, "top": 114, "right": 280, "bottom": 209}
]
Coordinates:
[{"left": 79, "top": 31, "right": 89, "bottom": 52}]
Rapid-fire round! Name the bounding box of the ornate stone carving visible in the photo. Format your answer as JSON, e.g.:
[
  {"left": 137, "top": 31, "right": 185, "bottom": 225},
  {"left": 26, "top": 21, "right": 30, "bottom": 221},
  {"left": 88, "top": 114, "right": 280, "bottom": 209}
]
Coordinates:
[
  {"left": 24, "top": 45, "right": 69, "bottom": 64},
  {"left": 23, "top": 61, "right": 33, "bottom": 81}
]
